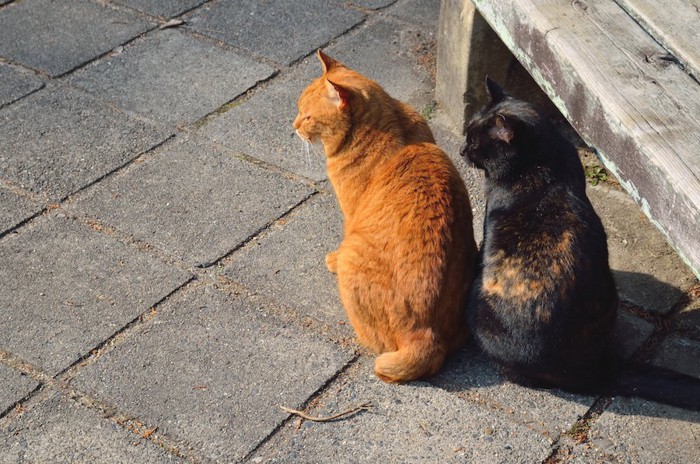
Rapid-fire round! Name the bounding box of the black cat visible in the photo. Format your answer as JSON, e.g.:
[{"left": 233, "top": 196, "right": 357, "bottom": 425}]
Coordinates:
[{"left": 460, "top": 77, "right": 700, "bottom": 410}]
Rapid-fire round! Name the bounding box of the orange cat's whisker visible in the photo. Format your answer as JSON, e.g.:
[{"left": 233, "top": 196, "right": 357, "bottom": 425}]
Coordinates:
[
  {"left": 299, "top": 139, "right": 312, "bottom": 166},
  {"left": 298, "top": 139, "right": 323, "bottom": 167},
  {"left": 310, "top": 141, "right": 324, "bottom": 157}
]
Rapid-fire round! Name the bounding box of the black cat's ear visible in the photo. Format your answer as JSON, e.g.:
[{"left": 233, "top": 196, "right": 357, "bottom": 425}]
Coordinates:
[
  {"left": 485, "top": 76, "right": 509, "bottom": 104},
  {"left": 489, "top": 114, "right": 514, "bottom": 143}
]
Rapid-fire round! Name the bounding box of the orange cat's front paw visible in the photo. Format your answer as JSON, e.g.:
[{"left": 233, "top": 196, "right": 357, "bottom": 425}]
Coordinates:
[{"left": 325, "top": 250, "right": 339, "bottom": 273}]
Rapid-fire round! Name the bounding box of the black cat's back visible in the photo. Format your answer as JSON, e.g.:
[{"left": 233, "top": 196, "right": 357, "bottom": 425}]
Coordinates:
[
  {"left": 462, "top": 78, "right": 700, "bottom": 409},
  {"left": 469, "top": 138, "right": 616, "bottom": 390}
]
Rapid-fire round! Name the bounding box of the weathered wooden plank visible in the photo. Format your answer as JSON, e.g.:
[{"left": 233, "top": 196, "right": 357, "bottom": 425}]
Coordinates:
[
  {"left": 470, "top": 0, "right": 700, "bottom": 278},
  {"left": 615, "top": 0, "right": 700, "bottom": 80},
  {"left": 570, "top": 0, "right": 700, "bottom": 180}
]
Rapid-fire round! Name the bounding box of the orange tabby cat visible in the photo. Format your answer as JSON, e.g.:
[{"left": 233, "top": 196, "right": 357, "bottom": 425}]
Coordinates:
[{"left": 293, "top": 50, "right": 477, "bottom": 382}]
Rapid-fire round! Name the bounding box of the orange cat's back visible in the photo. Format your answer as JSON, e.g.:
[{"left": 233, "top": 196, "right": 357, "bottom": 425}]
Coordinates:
[
  {"left": 339, "top": 141, "right": 475, "bottom": 381},
  {"left": 294, "top": 50, "right": 477, "bottom": 382}
]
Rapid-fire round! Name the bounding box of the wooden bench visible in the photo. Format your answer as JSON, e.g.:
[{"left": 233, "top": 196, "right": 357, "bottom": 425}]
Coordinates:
[{"left": 435, "top": 0, "right": 700, "bottom": 279}]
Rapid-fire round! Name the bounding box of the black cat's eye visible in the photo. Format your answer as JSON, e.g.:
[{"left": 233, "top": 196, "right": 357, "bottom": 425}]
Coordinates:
[{"left": 459, "top": 135, "right": 478, "bottom": 160}]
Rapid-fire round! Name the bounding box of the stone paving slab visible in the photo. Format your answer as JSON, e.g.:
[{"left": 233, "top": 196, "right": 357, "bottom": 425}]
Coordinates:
[
  {"left": 0, "top": 392, "right": 182, "bottom": 463},
  {"left": 615, "top": 311, "right": 655, "bottom": 360},
  {"left": 431, "top": 345, "right": 594, "bottom": 440},
  {"left": 0, "top": 187, "right": 41, "bottom": 236},
  {"left": 569, "top": 398, "right": 700, "bottom": 463},
  {"left": 0, "top": 365, "right": 38, "bottom": 416},
  {"left": 200, "top": 59, "right": 327, "bottom": 181},
  {"left": 70, "top": 29, "right": 275, "bottom": 126},
  {"left": 199, "top": 17, "right": 447, "bottom": 182},
  {"left": 431, "top": 296, "right": 654, "bottom": 440},
  {"left": 224, "top": 193, "right": 347, "bottom": 327},
  {"left": 0, "top": 0, "right": 152, "bottom": 77},
  {"left": 72, "top": 284, "right": 355, "bottom": 463},
  {"left": 185, "top": 0, "right": 365, "bottom": 65},
  {"left": 199, "top": 19, "right": 456, "bottom": 183},
  {"left": 326, "top": 18, "right": 435, "bottom": 111},
  {"left": 0, "top": 85, "right": 171, "bottom": 201},
  {"left": 678, "top": 295, "right": 700, "bottom": 340},
  {"left": 0, "top": 215, "right": 191, "bottom": 376},
  {"left": 587, "top": 185, "right": 696, "bottom": 314},
  {"left": 251, "top": 358, "right": 552, "bottom": 463},
  {"left": 0, "top": 63, "right": 43, "bottom": 108},
  {"left": 113, "top": 0, "right": 206, "bottom": 18},
  {"left": 350, "top": 0, "right": 396, "bottom": 9},
  {"left": 386, "top": 0, "right": 441, "bottom": 31},
  {"left": 69, "top": 135, "right": 313, "bottom": 267},
  {"left": 652, "top": 336, "right": 700, "bottom": 378}
]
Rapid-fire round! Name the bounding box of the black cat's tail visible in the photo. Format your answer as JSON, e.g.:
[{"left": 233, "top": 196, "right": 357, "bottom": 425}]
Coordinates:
[{"left": 607, "top": 362, "right": 700, "bottom": 411}]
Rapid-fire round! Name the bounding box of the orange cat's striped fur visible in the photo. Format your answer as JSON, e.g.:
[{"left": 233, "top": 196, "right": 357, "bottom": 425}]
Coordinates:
[{"left": 293, "top": 50, "right": 477, "bottom": 382}]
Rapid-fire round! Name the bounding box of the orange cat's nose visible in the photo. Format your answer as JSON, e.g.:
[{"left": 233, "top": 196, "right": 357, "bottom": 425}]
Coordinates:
[{"left": 293, "top": 114, "right": 301, "bottom": 129}]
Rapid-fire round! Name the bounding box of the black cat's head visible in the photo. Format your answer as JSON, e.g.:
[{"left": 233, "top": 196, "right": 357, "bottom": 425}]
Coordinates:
[{"left": 460, "top": 77, "right": 546, "bottom": 179}]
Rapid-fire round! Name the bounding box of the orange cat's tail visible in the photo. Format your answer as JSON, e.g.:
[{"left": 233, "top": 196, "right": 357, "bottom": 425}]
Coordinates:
[{"left": 373, "top": 331, "right": 446, "bottom": 383}]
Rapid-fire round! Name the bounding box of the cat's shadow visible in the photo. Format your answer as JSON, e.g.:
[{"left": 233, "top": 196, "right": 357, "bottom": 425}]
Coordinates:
[{"left": 428, "top": 271, "right": 700, "bottom": 424}]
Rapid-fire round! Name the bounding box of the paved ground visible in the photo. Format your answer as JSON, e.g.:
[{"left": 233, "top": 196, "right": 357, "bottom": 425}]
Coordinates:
[{"left": 0, "top": 0, "right": 698, "bottom": 462}]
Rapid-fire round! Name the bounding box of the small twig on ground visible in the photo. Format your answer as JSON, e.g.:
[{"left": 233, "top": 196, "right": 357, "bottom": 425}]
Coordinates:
[
  {"left": 159, "top": 19, "right": 185, "bottom": 30},
  {"left": 279, "top": 402, "right": 372, "bottom": 422}
]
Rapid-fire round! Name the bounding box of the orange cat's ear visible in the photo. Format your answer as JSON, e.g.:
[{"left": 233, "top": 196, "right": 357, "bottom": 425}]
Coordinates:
[
  {"left": 325, "top": 78, "right": 350, "bottom": 110},
  {"left": 317, "top": 49, "right": 342, "bottom": 73}
]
